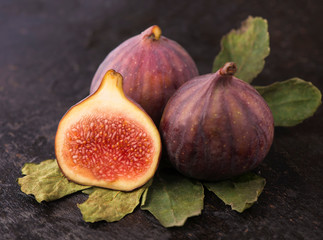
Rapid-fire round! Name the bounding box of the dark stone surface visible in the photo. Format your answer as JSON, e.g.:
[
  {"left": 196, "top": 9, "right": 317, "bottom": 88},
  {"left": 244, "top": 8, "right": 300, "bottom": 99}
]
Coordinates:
[{"left": 0, "top": 0, "right": 322, "bottom": 239}]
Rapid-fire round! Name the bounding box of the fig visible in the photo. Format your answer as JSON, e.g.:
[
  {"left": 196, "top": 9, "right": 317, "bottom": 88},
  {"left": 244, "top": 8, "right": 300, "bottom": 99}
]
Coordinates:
[
  {"left": 55, "top": 70, "right": 161, "bottom": 191},
  {"left": 90, "top": 25, "right": 198, "bottom": 124},
  {"left": 160, "top": 62, "right": 274, "bottom": 181}
]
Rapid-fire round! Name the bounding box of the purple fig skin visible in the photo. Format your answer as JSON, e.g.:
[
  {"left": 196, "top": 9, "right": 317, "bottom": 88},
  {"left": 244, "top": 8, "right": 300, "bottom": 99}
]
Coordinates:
[
  {"left": 90, "top": 25, "right": 199, "bottom": 124},
  {"left": 160, "top": 62, "right": 274, "bottom": 181}
]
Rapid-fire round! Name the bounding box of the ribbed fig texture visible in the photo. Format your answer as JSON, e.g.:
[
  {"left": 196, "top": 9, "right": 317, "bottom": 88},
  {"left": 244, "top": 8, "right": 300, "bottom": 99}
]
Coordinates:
[
  {"left": 90, "top": 25, "right": 198, "bottom": 124},
  {"left": 160, "top": 63, "right": 274, "bottom": 181}
]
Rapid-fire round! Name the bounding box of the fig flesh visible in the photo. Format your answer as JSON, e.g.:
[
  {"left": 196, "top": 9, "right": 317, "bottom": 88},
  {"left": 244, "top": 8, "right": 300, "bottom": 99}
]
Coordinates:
[
  {"left": 160, "top": 62, "right": 274, "bottom": 181},
  {"left": 55, "top": 70, "right": 161, "bottom": 191},
  {"left": 90, "top": 25, "right": 198, "bottom": 124}
]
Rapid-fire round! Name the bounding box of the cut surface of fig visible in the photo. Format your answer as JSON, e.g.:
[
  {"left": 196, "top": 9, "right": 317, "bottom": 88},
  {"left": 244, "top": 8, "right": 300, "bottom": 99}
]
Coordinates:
[
  {"left": 55, "top": 70, "right": 161, "bottom": 191},
  {"left": 160, "top": 62, "right": 274, "bottom": 181},
  {"left": 65, "top": 115, "right": 154, "bottom": 181},
  {"left": 90, "top": 25, "right": 198, "bottom": 124}
]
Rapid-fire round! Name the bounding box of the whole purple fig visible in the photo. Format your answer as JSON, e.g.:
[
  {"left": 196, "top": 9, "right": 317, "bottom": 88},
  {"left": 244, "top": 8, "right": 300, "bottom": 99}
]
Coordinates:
[
  {"left": 160, "top": 62, "right": 274, "bottom": 181},
  {"left": 90, "top": 25, "right": 198, "bottom": 124}
]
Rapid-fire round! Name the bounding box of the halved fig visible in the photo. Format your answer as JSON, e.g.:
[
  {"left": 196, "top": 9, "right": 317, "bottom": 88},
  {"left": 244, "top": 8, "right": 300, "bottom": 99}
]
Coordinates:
[{"left": 55, "top": 70, "right": 161, "bottom": 191}]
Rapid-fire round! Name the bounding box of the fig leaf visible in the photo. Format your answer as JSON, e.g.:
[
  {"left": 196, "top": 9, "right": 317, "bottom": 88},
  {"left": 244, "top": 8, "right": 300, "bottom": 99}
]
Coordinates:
[
  {"left": 213, "top": 16, "right": 270, "bottom": 83},
  {"left": 141, "top": 169, "right": 204, "bottom": 227},
  {"left": 78, "top": 180, "right": 151, "bottom": 223},
  {"left": 255, "top": 78, "right": 322, "bottom": 126},
  {"left": 204, "top": 173, "right": 265, "bottom": 213},
  {"left": 17, "top": 159, "right": 90, "bottom": 203}
]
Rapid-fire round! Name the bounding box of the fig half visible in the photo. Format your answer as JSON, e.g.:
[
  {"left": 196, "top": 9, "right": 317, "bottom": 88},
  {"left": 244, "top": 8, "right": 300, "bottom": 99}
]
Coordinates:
[
  {"left": 160, "top": 62, "right": 274, "bottom": 181},
  {"left": 90, "top": 25, "right": 198, "bottom": 124},
  {"left": 55, "top": 70, "right": 161, "bottom": 191}
]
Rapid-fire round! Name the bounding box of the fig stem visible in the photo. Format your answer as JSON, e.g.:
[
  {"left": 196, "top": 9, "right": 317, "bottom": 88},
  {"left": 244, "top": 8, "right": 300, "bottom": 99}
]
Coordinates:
[
  {"left": 149, "top": 25, "right": 162, "bottom": 41},
  {"left": 219, "top": 62, "right": 237, "bottom": 76},
  {"left": 95, "top": 69, "right": 125, "bottom": 97}
]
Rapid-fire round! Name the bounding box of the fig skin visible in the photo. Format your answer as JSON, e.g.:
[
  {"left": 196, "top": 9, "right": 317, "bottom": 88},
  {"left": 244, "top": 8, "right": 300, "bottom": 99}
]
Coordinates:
[
  {"left": 90, "top": 25, "right": 198, "bottom": 124},
  {"left": 55, "top": 70, "right": 161, "bottom": 191},
  {"left": 160, "top": 62, "right": 274, "bottom": 181}
]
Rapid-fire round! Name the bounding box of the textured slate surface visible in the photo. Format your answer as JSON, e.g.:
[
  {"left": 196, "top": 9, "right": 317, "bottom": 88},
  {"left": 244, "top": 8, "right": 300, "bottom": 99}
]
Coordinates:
[{"left": 0, "top": 0, "right": 322, "bottom": 239}]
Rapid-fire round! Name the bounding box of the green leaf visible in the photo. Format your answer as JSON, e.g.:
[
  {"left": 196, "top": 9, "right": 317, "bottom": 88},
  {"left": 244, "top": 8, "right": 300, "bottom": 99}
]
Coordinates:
[
  {"left": 78, "top": 181, "right": 151, "bottom": 223},
  {"left": 17, "top": 159, "right": 90, "bottom": 203},
  {"left": 255, "top": 78, "right": 322, "bottom": 126},
  {"left": 141, "top": 170, "right": 204, "bottom": 227},
  {"left": 213, "top": 16, "right": 270, "bottom": 83},
  {"left": 204, "top": 173, "right": 265, "bottom": 213}
]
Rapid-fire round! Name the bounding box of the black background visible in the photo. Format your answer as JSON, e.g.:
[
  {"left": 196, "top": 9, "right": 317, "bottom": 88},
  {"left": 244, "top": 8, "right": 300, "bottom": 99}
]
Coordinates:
[{"left": 1, "top": 0, "right": 322, "bottom": 239}]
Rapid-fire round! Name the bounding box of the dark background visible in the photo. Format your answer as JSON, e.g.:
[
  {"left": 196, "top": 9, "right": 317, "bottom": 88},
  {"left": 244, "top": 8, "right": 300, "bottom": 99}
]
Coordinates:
[{"left": 1, "top": 0, "right": 322, "bottom": 239}]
